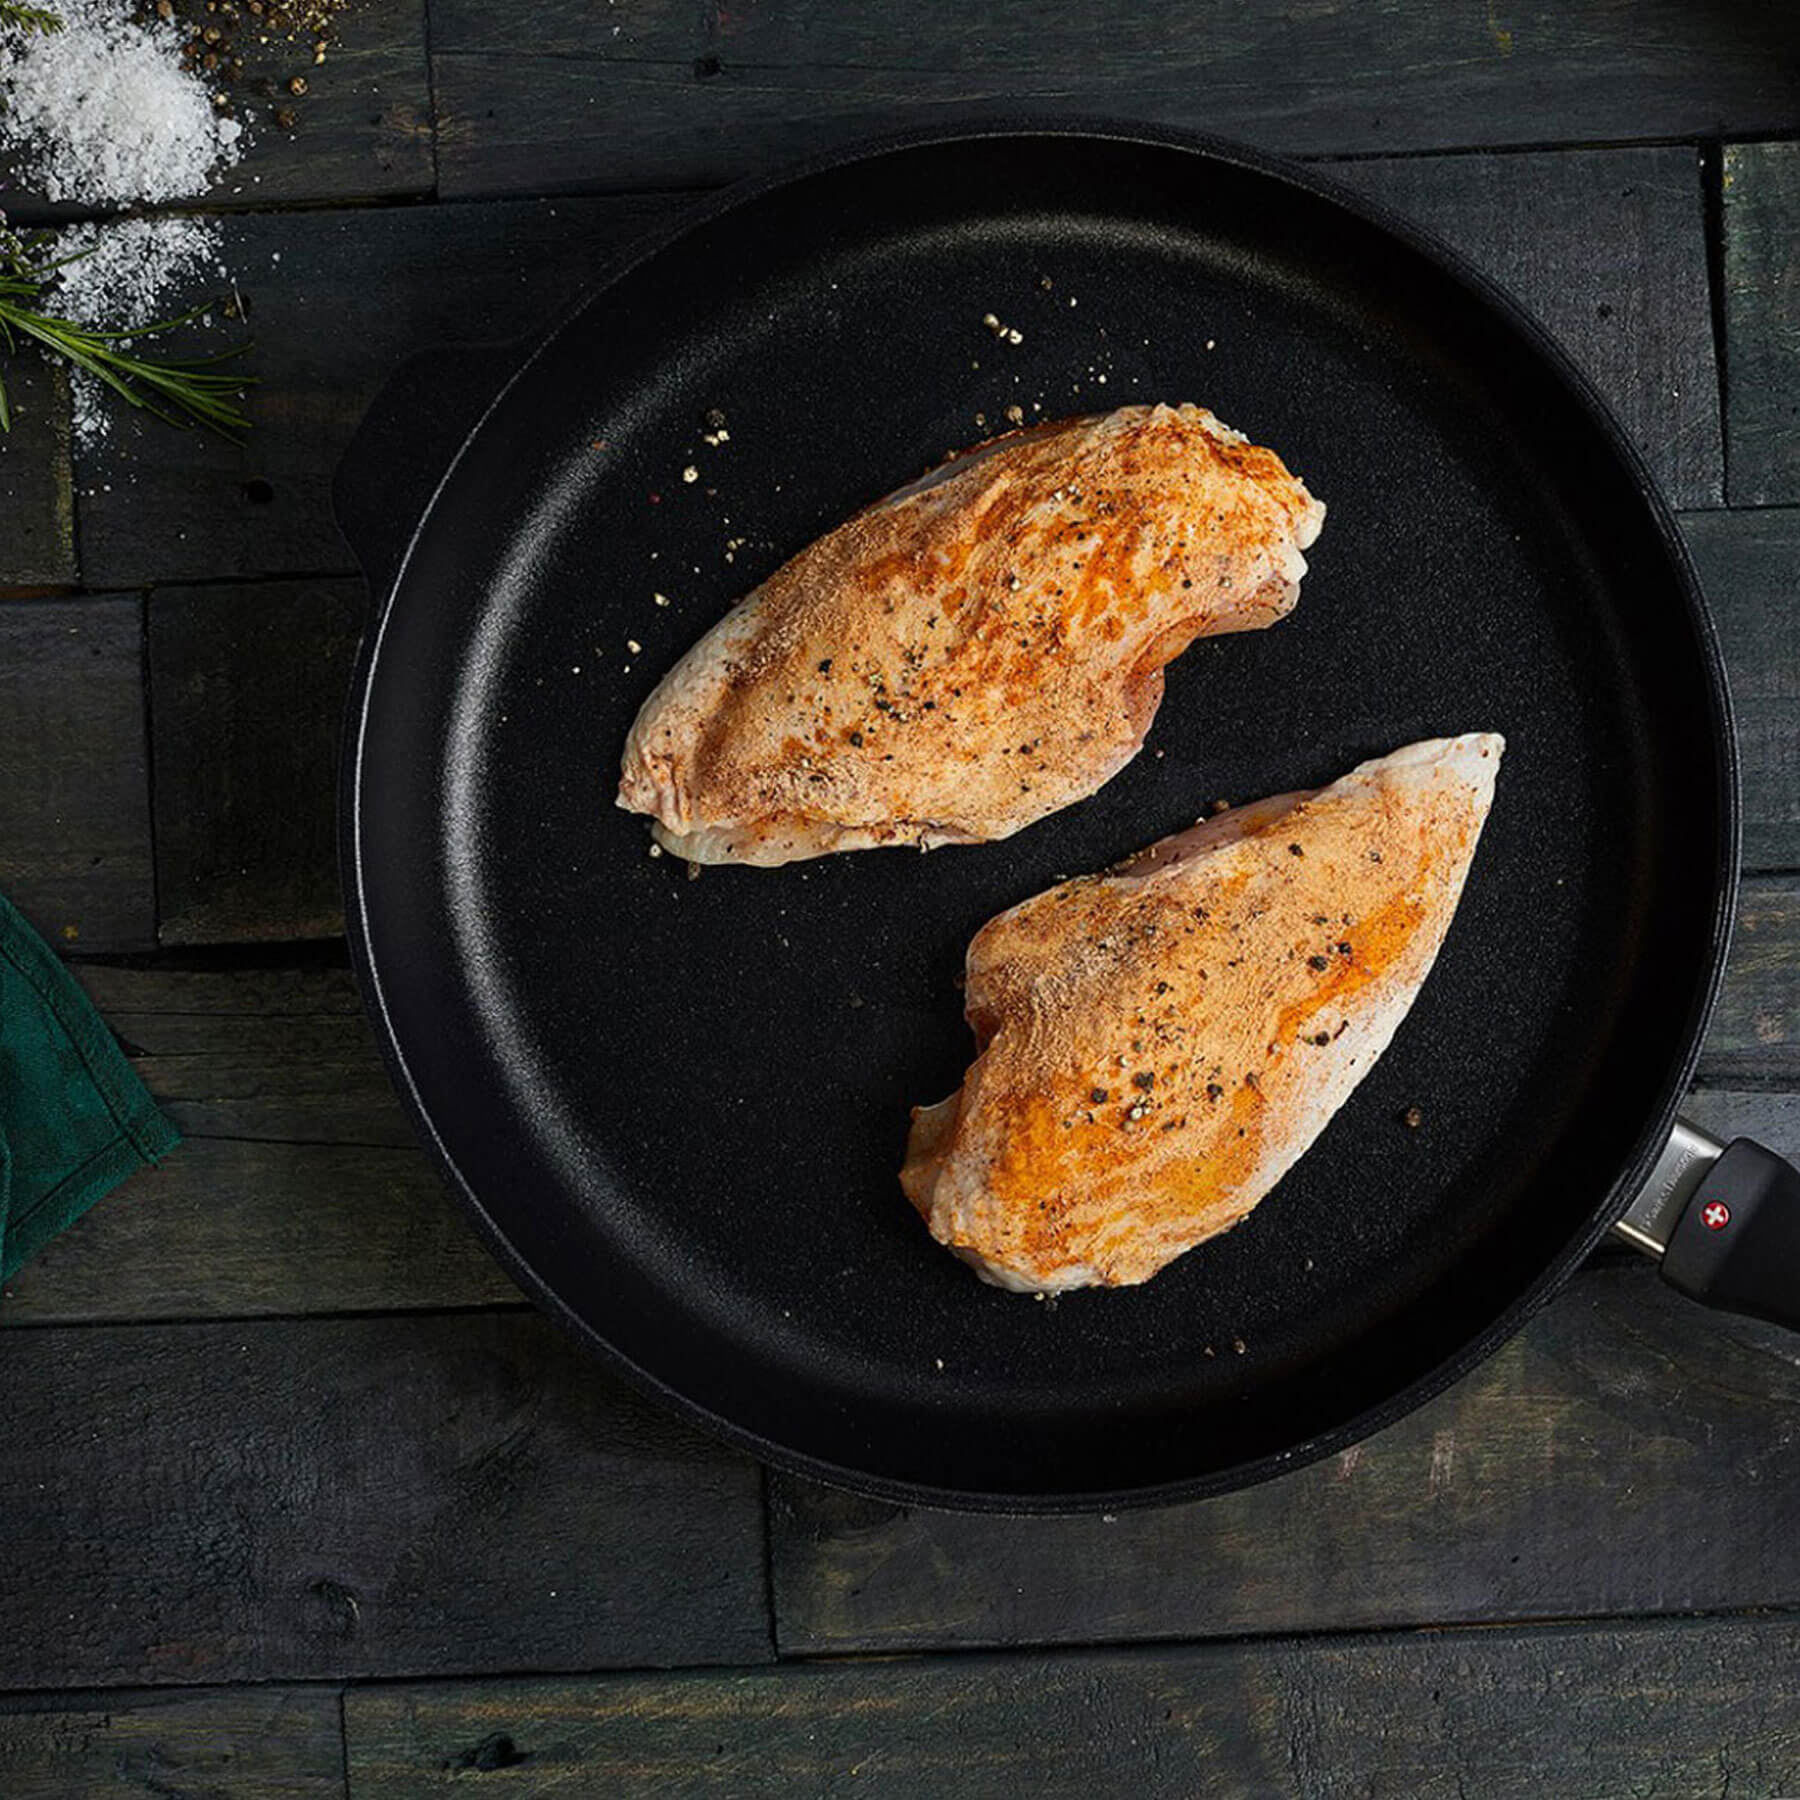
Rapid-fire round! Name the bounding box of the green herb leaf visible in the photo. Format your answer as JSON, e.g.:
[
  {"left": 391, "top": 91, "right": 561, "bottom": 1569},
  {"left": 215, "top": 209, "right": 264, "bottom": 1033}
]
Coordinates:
[
  {"left": 0, "top": 1, "right": 64, "bottom": 35},
  {"left": 0, "top": 229, "right": 254, "bottom": 440}
]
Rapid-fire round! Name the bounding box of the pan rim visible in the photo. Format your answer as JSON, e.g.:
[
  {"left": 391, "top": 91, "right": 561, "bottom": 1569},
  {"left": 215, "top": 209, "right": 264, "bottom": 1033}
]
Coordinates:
[{"left": 340, "top": 118, "right": 1741, "bottom": 1514}]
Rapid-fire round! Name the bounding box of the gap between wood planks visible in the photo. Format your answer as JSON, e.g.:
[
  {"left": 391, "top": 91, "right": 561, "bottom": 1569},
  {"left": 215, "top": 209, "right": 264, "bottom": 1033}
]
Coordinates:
[
  {"left": 8, "top": 1606, "right": 1800, "bottom": 1800},
  {"left": 0, "top": 1595, "right": 1796, "bottom": 1693}
]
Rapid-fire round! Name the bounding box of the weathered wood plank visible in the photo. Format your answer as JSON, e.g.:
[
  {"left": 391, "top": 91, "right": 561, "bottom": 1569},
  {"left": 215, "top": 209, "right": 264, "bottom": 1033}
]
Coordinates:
[
  {"left": 0, "top": 0, "right": 430, "bottom": 222},
  {"left": 1337, "top": 149, "right": 1719, "bottom": 509},
  {"left": 430, "top": 2, "right": 1800, "bottom": 197},
  {"left": 73, "top": 195, "right": 683, "bottom": 589},
  {"left": 0, "top": 358, "right": 77, "bottom": 590},
  {"left": 1724, "top": 142, "right": 1800, "bottom": 508},
  {"left": 0, "top": 1313, "right": 770, "bottom": 1686},
  {"left": 0, "top": 594, "right": 154, "bottom": 953},
  {"left": 0, "top": 1685, "right": 344, "bottom": 1799},
  {"left": 0, "top": 966, "right": 516, "bottom": 1325},
  {"left": 1683, "top": 1087, "right": 1800, "bottom": 1161},
  {"left": 1681, "top": 507, "right": 1800, "bottom": 872},
  {"left": 770, "top": 1254, "right": 1800, "bottom": 1654},
  {"left": 1704, "top": 875, "right": 1798, "bottom": 1084},
  {"left": 73, "top": 964, "right": 412, "bottom": 1146},
  {"left": 346, "top": 1617, "right": 1800, "bottom": 1799},
  {"left": 148, "top": 578, "right": 365, "bottom": 944},
  {"left": 428, "top": 0, "right": 694, "bottom": 58},
  {"left": 0, "top": 1137, "right": 512, "bottom": 1325}
]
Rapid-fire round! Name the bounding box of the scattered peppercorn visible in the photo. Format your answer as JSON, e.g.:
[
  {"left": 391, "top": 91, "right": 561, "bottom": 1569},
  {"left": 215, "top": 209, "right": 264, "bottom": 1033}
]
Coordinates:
[
  {"left": 1403, "top": 1105, "right": 1424, "bottom": 1128},
  {"left": 1090, "top": 1087, "right": 1109, "bottom": 1104},
  {"left": 1307, "top": 954, "right": 1330, "bottom": 970}
]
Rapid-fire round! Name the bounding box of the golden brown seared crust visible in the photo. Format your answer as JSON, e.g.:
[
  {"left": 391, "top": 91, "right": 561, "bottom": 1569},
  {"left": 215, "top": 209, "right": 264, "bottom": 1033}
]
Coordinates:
[
  {"left": 901, "top": 734, "right": 1504, "bottom": 1291},
  {"left": 617, "top": 403, "right": 1325, "bottom": 864}
]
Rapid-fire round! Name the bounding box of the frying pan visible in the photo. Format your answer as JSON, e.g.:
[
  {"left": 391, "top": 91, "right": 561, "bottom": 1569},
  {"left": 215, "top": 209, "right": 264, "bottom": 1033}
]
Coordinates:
[{"left": 335, "top": 125, "right": 1800, "bottom": 1512}]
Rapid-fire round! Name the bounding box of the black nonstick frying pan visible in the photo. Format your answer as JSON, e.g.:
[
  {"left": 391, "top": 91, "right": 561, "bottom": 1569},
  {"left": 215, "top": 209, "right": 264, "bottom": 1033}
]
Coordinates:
[{"left": 335, "top": 124, "right": 1800, "bottom": 1513}]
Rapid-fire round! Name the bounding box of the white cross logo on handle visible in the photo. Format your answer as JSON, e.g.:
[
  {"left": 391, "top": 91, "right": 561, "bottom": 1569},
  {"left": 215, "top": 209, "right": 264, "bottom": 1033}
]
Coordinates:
[{"left": 1702, "top": 1201, "right": 1732, "bottom": 1231}]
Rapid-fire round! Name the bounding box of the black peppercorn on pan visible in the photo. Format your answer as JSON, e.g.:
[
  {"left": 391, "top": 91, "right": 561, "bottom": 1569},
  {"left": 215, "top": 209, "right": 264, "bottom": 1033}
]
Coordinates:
[{"left": 335, "top": 125, "right": 1741, "bottom": 1512}]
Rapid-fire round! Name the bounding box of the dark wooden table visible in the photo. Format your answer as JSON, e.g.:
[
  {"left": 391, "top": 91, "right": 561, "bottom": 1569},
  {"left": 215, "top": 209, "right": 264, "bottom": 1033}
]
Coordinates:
[{"left": 2, "top": 5, "right": 1799, "bottom": 1793}]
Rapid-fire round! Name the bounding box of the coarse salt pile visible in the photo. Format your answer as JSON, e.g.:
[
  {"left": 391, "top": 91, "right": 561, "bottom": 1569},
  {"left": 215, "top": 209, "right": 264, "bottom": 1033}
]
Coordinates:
[
  {"left": 54, "top": 216, "right": 226, "bottom": 330},
  {"left": 53, "top": 215, "right": 229, "bottom": 446},
  {"left": 0, "top": 0, "right": 244, "bottom": 206}
]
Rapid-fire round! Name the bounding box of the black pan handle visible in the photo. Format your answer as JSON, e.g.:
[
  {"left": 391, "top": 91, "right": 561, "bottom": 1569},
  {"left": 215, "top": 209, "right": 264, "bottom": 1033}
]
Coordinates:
[
  {"left": 1614, "top": 1119, "right": 1800, "bottom": 1330},
  {"left": 332, "top": 340, "right": 529, "bottom": 603}
]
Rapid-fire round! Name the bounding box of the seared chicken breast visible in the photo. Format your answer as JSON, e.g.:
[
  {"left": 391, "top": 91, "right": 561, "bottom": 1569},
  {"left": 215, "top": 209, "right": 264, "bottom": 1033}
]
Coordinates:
[
  {"left": 902, "top": 734, "right": 1503, "bottom": 1291},
  {"left": 618, "top": 404, "right": 1324, "bottom": 864}
]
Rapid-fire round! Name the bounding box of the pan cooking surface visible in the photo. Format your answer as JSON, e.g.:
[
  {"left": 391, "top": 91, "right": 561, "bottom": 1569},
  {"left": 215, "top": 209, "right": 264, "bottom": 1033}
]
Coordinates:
[{"left": 351, "top": 131, "right": 1731, "bottom": 1505}]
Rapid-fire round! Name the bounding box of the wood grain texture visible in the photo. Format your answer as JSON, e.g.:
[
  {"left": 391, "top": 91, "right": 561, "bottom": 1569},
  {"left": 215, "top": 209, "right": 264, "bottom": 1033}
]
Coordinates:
[
  {"left": 346, "top": 1617, "right": 1800, "bottom": 1799},
  {"left": 0, "top": 1135, "right": 514, "bottom": 1325},
  {"left": 770, "top": 1258, "right": 1800, "bottom": 1654},
  {"left": 1706, "top": 876, "right": 1798, "bottom": 1084},
  {"left": 1724, "top": 142, "right": 1800, "bottom": 508},
  {"left": 0, "top": 1685, "right": 343, "bottom": 1799},
  {"left": 0, "top": 0, "right": 430, "bottom": 223},
  {"left": 0, "top": 966, "right": 514, "bottom": 1325},
  {"left": 1684, "top": 1086, "right": 1800, "bottom": 1159},
  {"left": 1682, "top": 507, "right": 1800, "bottom": 872},
  {"left": 73, "top": 965, "right": 414, "bottom": 1146},
  {"left": 0, "top": 358, "right": 77, "bottom": 590},
  {"left": 73, "top": 196, "right": 683, "bottom": 589},
  {"left": 430, "top": 0, "right": 1800, "bottom": 197},
  {"left": 148, "top": 578, "right": 365, "bottom": 944},
  {"left": 0, "top": 595, "right": 153, "bottom": 952},
  {"left": 1337, "top": 149, "right": 1720, "bottom": 509},
  {"left": 429, "top": 0, "right": 695, "bottom": 57},
  {"left": 0, "top": 1312, "right": 770, "bottom": 1687}
]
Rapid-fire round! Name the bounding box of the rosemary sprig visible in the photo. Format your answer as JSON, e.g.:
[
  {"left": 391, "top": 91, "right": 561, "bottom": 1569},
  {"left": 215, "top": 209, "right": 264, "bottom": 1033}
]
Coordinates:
[
  {"left": 0, "top": 1, "right": 63, "bottom": 34},
  {"left": 0, "top": 231, "right": 253, "bottom": 440}
]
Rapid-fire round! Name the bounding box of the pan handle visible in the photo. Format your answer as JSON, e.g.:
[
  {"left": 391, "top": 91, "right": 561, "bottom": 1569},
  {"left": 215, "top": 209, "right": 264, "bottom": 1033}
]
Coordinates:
[
  {"left": 1613, "top": 1118, "right": 1800, "bottom": 1330},
  {"left": 332, "top": 340, "right": 528, "bottom": 604}
]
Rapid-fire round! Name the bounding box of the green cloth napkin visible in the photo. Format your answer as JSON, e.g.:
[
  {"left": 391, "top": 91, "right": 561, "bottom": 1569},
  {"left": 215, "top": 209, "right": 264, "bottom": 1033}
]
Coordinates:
[{"left": 0, "top": 892, "right": 179, "bottom": 1283}]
